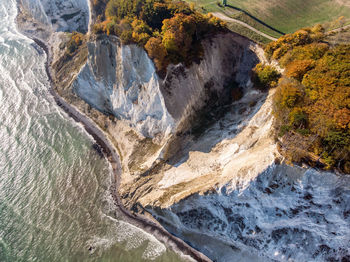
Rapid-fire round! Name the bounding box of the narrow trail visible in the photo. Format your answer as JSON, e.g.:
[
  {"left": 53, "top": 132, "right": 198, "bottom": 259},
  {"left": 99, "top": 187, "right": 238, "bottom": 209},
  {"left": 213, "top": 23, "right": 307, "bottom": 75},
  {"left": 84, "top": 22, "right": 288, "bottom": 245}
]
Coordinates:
[
  {"left": 326, "top": 24, "right": 350, "bottom": 34},
  {"left": 212, "top": 12, "right": 278, "bottom": 41},
  {"left": 214, "top": 11, "right": 350, "bottom": 42},
  {"left": 32, "top": 37, "right": 212, "bottom": 262}
]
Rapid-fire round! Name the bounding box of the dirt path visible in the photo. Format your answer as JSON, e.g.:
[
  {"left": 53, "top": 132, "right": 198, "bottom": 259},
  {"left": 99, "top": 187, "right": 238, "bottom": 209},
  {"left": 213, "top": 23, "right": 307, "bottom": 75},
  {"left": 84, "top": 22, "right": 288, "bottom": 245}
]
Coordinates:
[
  {"left": 214, "top": 11, "right": 350, "bottom": 41},
  {"left": 212, "top": 12, "right": 278, "bottom": 41},
  {"left": 326, "top": 24, "right": 350, "bottom": 34}
]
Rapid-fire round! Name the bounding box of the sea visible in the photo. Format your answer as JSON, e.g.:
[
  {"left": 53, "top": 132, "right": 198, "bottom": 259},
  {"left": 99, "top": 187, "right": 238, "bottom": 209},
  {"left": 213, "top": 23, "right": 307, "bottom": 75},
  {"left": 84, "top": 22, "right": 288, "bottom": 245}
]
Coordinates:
[{"left": 0, "top": 0, "right": 182, "bottom": 261}]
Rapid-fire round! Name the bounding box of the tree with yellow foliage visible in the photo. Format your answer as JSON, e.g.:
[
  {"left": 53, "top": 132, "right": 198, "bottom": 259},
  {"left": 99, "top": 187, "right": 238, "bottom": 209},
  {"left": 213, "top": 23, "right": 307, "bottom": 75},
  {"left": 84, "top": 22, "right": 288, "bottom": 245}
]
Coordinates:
[{"left": 269, "top": 26, "right": 350, "bottom": 172}]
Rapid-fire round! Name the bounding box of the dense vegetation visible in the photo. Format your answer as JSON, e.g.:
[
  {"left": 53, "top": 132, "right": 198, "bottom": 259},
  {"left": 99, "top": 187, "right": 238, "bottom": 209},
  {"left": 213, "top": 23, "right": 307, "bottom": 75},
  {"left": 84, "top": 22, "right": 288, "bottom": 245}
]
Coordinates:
[
  {"left": 264, "top": 25, "right": 350, "bottom": 172},
  {"left": 92, "top": 0, "right": 226, "bottom": 72},
  {"left": 252, "top": 63, "right": 280, "bottom": 90}
]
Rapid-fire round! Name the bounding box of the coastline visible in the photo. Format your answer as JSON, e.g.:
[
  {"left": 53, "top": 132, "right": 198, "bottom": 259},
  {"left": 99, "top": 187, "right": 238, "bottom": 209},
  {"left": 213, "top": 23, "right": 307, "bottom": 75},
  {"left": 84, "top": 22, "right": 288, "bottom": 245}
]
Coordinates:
[
  {"left": 12, "top": 0, "right": 350, "bottom": 261},
  {"left": 25, "top": 24, "right": 212, "bottom": 262}
]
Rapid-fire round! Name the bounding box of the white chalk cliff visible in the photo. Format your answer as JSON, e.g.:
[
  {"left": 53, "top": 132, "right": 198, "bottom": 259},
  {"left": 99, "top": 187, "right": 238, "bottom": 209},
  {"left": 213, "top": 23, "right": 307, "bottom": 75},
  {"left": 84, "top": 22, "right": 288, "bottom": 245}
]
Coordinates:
[
  {"left": 18, "top": 1, "right": 350, "bottom": 261},
  {"left": 73, "top": 36, "right": 175, "bottom": 139},
  {"left": 73, "top": 33, "right": 258, "bottom": 139},
  {"left": 70, "top": 34, "right": 350, "bottom": 261},
  {"left": 19, "top": 0, "right": 90, "bottom": 33}
]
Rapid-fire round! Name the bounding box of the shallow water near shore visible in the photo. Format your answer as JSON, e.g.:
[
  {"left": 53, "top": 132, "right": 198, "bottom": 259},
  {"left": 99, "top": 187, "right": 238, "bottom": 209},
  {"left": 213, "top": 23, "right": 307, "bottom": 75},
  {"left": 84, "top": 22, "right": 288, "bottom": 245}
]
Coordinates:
[{"left": 0, "top": 1, "right": 182, "bottom": 261}]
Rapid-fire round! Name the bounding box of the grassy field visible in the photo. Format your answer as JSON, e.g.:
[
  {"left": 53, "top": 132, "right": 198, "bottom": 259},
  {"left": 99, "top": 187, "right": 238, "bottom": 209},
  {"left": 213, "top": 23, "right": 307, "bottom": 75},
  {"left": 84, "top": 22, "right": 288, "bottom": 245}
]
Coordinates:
[
  {"left": 226, "top": 22, "right": 272, "bottom": 45},
  {"left": 185, "top": 0, "right": 350, "bottom": 41}
]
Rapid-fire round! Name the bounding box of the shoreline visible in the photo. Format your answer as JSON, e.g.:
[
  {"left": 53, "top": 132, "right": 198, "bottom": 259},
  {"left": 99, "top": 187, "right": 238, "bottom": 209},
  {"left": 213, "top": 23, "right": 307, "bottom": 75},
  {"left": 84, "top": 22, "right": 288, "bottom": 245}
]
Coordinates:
[{"left": 29, "top": 33, "right": 212, "bottom": 262}]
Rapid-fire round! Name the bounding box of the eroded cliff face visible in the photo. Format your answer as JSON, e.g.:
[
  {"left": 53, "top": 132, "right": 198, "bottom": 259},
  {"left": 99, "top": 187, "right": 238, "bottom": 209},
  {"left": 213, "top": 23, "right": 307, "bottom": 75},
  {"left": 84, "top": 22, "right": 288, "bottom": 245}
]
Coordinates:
[
  {"left": 160, "top": 34, "right": 256, "bottom": 130},
  {"left": 69, "top": 33, "right": 270, "bottom": 203},
  {"left": 19, "top": 0, "right": 276, "bottom": 212},
  {"left": 17, "top": 0, "right": 91, "bottom": 77},
  {"left": 76, "top": 36, "right": 348, "bottom": 262},
  {"left": 73, "top": 35, "right": 175, "bottom": 139},
  {"left": 121, "top": 86, "right": 280, "bottom": 209},
  {"left": 18, "top": 0, "right": 89, "bottom": 34},
  {"left": 18, "top": 2, "right": 350, "bottom": 261},
  {"left": 73, "top": 33, "right": 258, "bottom": 139},
  {"left": 149, "top": 165, "right": 350, "bottom": 262}
]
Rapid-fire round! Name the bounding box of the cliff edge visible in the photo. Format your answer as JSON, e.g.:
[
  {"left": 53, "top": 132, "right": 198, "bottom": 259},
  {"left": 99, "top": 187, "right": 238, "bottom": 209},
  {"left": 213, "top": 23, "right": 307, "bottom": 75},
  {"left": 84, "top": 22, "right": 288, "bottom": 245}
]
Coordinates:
[{"left": 17, "top": 1, "right": 350, "bottom": 261}]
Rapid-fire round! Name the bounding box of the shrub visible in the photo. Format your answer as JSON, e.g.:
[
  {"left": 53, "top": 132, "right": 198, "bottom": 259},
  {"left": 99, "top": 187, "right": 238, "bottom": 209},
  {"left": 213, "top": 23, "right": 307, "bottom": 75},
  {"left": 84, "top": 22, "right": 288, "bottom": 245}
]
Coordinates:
[
  {"left": 269, "top": 26, "right": 350, "bottom": 172},
  {"left": 252, "top": 63, "right": 281, "bottom": 90},
  {"left": 92, "top": 0, "right": 226, "bottom": 71},
  {"left": 66, "top": 32, "right": 84, "bottom": 55},
  {"left": 289, "top": 108, "right": 307, "bottom": 128},
  {"left": 285, "top": 59, "right": 314, "bottom": 81},
  {"left": 145, "top": 37, "right": 168, "bottom": 70},
  {"left": 120, "top": 30, "right": 133, "bottom": 44},
  {"left": 277, "top": 81, "right": 303, "bottom": 108},
  {"left": 265, "top": 24, "right": 325, "bottom": 61}
]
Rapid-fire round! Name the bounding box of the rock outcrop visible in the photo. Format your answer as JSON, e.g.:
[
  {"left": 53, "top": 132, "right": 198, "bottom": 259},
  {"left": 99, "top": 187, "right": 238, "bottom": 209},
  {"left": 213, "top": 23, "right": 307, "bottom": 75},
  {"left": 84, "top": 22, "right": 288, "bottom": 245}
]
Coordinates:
[
  {"left": 73, "top": 33, "right": 259, "bottom": 139},
  {"left": 73, "top": 35, "right": 175, "bottom": 139},
  {"left": 68, "top": 33, "right": 269, "bottom": 205},
  {"left": 149, "top": 165, "right": 350, "bottom": 262},
  {"left": 18, "top": 0, "right": 89, "bottom": 34},
  {"left": 17, "top": 2, "right": 350, "bottom": 262}
]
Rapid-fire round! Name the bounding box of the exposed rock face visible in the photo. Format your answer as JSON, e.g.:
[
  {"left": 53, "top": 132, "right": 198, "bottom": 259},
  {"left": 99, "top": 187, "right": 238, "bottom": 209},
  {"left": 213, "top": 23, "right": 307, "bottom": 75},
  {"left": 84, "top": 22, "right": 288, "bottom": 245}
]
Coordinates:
[
  {"left": 17, "top": 0, "right": 91, "bottom": 78},
  {"left": 70, "top": 33, "right": 266, "bottom": 199},
  {"left": 19, "top": 0, "right": 89, "bottom": 33},
  {"left": 18, "top": 3, "right": 350, "bottom": 262},
  {"left": 160, "top": 34, "right": 256, "bottom": 128},
  {"left": 72, "top": 33, "right": 259, "bottom": 140},
  {"left": 149, "top": 165, "right": 350, "bottom": 262},
  {"left": 122, "top": 87, "right": 279, "bottom": 208},
  {"left": 73, "top": 35, "right": 175, "bottom": 139}
]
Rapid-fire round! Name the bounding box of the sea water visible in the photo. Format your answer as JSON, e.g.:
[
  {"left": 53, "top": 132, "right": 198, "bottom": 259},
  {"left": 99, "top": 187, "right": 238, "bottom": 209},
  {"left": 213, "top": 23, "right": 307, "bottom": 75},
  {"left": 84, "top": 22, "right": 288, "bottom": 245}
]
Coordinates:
[{"left": 0, "top": 1, "right": 182, "bottom": 261}]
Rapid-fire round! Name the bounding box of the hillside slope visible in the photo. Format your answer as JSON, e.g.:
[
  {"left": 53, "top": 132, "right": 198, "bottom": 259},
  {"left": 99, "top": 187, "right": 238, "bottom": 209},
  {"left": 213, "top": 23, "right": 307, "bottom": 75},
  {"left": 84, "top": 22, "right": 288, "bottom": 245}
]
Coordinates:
[{"left": 185, "top": 0, "right": 350, "bottom": 42}]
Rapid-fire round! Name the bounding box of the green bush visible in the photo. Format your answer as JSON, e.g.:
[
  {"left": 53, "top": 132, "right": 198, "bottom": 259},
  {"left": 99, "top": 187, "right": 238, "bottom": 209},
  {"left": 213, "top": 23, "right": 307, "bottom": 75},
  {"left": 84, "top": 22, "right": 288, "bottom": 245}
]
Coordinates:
[
  {"left": 252, "top": 63, "right": 281, "bottom": 90},
  {"left": 66, "top": 32, "right": 84, "bottom": 55}
]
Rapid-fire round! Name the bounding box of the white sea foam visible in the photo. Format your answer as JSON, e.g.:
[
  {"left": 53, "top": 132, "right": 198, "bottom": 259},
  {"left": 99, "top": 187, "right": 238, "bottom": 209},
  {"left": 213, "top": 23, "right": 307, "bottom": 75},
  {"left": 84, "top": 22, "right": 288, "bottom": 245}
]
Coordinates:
[
  {"left": 96, "top": 215, "right": 167, "bottom": 260},
  {"left": 0, "top": 1, "right": 179, "bottom": 261}
]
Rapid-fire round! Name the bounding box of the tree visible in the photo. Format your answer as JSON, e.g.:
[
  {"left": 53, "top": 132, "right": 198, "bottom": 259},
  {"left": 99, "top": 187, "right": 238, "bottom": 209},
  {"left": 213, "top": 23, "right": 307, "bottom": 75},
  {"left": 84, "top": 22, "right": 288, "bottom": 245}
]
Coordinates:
[
  {"left": 161, "top": 13, "right": 196, "bottom": 62},
  {"left": 252, "top": 63, "right": 281, "bottom": 90},
  {"left": 145, "top": 37, "right": 168, "bottom": 70},
  {"left": 93, "top": 0, "right": 226, "bottom": 71},
  {"left": 285, "top": 59, "right": 314, "bottom": 81},
  {"left": 268, "top": 27, "right": 350, "bottom": 172}
]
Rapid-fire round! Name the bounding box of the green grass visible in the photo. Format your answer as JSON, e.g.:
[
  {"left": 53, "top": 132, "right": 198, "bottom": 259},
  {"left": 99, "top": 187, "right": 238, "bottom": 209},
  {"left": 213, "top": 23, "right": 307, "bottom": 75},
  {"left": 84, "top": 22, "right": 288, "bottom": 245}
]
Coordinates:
[
  {"left": 187, "top": 1, "right": 275, "bottom": 43},
  {"left": 185, "top": 0, "right": 350, "bottom": 37},
  {"left": 231, "top": 12, "right": 282, "bottom": 38},
  {"left": 226, "top": 22, "right": 271, "bottom": 45}
]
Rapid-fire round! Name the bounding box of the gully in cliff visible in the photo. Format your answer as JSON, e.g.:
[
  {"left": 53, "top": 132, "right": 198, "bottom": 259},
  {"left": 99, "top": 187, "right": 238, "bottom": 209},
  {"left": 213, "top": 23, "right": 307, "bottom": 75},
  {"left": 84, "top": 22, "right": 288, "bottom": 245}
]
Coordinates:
[
  {"left": 16, "top": 0, "right": 350, "bottom": 261},
  {"left": 16, "top": 1, "right": 212, "bottom": 261}
]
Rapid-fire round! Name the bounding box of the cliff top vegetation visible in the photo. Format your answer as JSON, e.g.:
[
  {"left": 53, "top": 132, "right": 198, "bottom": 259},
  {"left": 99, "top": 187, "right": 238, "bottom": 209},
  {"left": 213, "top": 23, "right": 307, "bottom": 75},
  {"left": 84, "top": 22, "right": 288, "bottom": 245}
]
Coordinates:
[
  {"left": 261, "top": 25, "right": 350, "bottom": 173},
  {"left": 91, "top": 0, "right": 226, "bottom": 72}
]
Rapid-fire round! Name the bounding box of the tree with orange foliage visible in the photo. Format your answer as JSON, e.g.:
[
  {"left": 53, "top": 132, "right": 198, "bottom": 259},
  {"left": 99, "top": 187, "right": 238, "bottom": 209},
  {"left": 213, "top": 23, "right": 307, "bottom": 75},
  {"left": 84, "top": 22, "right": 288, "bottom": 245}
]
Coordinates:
[
  {"left": 66, "top": 32, "right": 85, "bottom": 55},
  {"left": 145, "top": 37, "right": 168, "bottom": 71},
  {"left": 285, "top": 59, "right": 314, "bottom": 81},
  {"left": 270, "top": 28, "right": 350, "bottom": 172},
  {"left": 92, "top": 0, "right": 226, "bottom": 71},
  {"left": 161, "top": 13, "right": 195, "bottom": 62}
]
